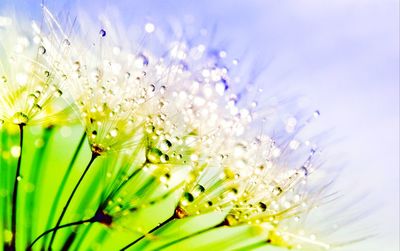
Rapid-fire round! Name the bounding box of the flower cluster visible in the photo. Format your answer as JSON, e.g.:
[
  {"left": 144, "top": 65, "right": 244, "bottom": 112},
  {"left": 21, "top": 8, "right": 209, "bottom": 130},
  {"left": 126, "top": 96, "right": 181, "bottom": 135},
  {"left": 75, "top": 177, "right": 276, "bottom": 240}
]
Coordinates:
[{"left": 0, "top": 7, "right": 359, "bottom": 251}]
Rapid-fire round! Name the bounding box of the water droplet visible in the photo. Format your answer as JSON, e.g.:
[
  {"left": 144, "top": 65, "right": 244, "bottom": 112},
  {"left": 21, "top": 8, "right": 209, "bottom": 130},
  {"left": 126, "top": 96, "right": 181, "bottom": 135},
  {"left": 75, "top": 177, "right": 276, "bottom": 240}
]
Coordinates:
[
  {"left": 160, "top": 86, "right": 166, "bottom": 94},
  {"left": 160, "top": 139, "right": 172, "bottom": 151},
  {"left": 99, "top": 29, "right": 106, "bottom": 37},
  {"left": 145, "top": 124, "right": 155, "bottom": 134},
  {"left": 54, "top": 89, "right": 63, "bottom": 97},
  {"left": 38, "top": 46, "right": 46, "bottom": 54},
  {"left": 63, "top": 39, "right": 71, "bottom": 46},
  {"left": 27, "top": 94, "right": 38, "bottom": 105},
  {"left": 135, "top": 54, "right": 149, "bottom": 67},
  {"left": 194, "top": 184, "right": 205, "bottom": 194},
  {"left": 313, "top": 110, "right": 320, "bottom": 118},
  {"left": 159, "top": 173, "right": 170, "bottom": 183},
  {"left": 272, "top": 186, "right": 283, "bottom": 196},
  {"left": 181, "top": 192, "right": 194, "bottom": 206},
  {"left": 146, "top": 147, "right": 162, "bottom": 164},
  {"left": 109, "top": 128, "right": 118, "bottom": 138},
  {"left": 73, "top": 61, "right": 81, "bottom": 71},
  {"left": 160, "top": 154, "right": 169, "bottom": 163},
  {"left": 33, "top": 104, "right": 42, "bottom": 112},
  {"left": 215, "top": 81, "right": 228, "bottom": 96},
  {"left": 144, "top": 22, "right": 155, "bottom": 33},
  {"left": 1, "top": 76, "right": 7, "bottom": 84},
  {"left": 10, "top": 146, "right": 21, "bottom": 157},
  {"left": 149, "top": 84, "right": 156, "bottom": 92},
  {"left": 44, "top": 70, "right": 50, "bottom": 77},
  {"left": 300, "top": 166, "right": 309, "bottom": 176},
  {"left": 289, "top": 140, "right": 300, "bottom": 150},
  {"left": 258, "top": 202, "right": 267, "bottom": 212},
  {"left": 91, "top": 130, "right": 98, "bottom": 139},
  {"left": 33, "top": 90, "right": 41, "bottom": 97}
]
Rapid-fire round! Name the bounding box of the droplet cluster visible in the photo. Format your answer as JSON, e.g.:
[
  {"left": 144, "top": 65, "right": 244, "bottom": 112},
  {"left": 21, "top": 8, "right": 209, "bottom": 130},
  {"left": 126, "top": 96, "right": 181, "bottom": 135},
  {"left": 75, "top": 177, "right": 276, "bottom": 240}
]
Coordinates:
[{"left": 0, "top": 10, "right": 347, "bottom": 251}]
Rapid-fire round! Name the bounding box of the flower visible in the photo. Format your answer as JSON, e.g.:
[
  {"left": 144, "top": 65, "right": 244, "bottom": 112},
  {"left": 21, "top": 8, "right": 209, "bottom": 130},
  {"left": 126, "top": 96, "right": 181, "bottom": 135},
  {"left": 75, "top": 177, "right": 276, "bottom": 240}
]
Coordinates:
[
  {"left": 0, "top": 6, "right": 367, "bottom": 251},
  {"left": 0, "top": 16, "right": 73, "bottom": 128}
]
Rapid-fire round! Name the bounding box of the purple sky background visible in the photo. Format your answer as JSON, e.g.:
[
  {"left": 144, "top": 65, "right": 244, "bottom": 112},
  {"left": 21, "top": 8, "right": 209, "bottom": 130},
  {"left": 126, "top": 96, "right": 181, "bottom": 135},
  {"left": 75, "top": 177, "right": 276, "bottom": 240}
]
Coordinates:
[{"left": 1, "top": 0, "right": 399, "bottom": 250}]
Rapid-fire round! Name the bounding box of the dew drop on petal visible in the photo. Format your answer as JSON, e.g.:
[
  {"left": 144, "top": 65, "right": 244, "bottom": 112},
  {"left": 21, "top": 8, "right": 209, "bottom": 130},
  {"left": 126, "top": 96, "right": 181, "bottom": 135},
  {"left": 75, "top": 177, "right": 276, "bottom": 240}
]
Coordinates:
[
  {"left": 109, "top": 128, "right": 118, "bottom": 137},
  {"left": 181, "top": 192, "right": 194, "bottom": 206},
  {"left": 272, "top": 186, "right": 283, "bottom": 196},
  {"left": 160, "top": 85, "right": 166, "bottom": 94},
  {"left": 149, "top": 84, "right": 156, "bottom": 92},
  {"left": 313, "top": 110, "right": 321, "bottom": 118},
  {"left": 38, "top": 46, "right": 46, "bottom": 54},
  {"left": 258, "top": 202, "right": 267, "bottom": 212},
  {"left": 91, "top": 130, "right": 98, "bottom": 139},
  {"left": 160, "top": 173, "right": 170, "bottom": 183},
  {"left": 63, "top": 39, "right": 71, "bottom": 46},
  {"left": 10, "top": 146, "right": 21, "bottom": 158},
  {"left": 144, "top": 22, "right": 155, "bottom": 33},
  {"left": 33, "top": 104, "right": 42, "bottom": 112},
  {"left": 146, "top": 147, "right": 162, "bottom": 164},
  {"left": 54, "top": 89, "right": 63, "bottom": 97},
  {"left": 289, "top": 140, "right": 300, "bottom": 150},
  {"left": 160, "top": 139, "right": 172, "bottom": 151},
  {"left": 99, "top": 29, "right": 106, "bottom": 37},
  {"left": 0, "top": 76, "right": 7, "bottom": 84},
  {"left": 194, "top": 184, "right": 205, "bottom": 194},
  {"left": 160, "top": 154, "right": 169, "bottom": 163}
]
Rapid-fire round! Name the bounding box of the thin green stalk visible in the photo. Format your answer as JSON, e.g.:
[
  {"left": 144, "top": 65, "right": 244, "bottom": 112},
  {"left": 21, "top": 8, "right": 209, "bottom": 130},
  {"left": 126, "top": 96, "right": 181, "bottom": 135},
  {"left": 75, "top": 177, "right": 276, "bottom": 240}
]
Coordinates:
[
  {"left": 156, "top": 226, "right": 218, "bottom": 250},
  {"left": 6, "top": 124, "right": 24, "bottom": 251},
  {"left": 120, "top": 214, "right": 176, "bottom": 251},
  {"left": 60, "top": 231, "right": 77, "bottom": 251},
  {"left": 99, "top": 166, "right": 144, "bottom": 211},
  {"left": 87, "top": 227, "right": 107, "bottom": 251},
  {"left": 48, "top": 151, "right": 99, "bottom": 250},
  {"left": 71, "top": 223, "right": 93, "bottom": 251},
  {"left": 26, "top": 217, "right": 94, "bottom": 251},
  {"left": 42, "top": 131, "right": 86, "bottom": 248}
]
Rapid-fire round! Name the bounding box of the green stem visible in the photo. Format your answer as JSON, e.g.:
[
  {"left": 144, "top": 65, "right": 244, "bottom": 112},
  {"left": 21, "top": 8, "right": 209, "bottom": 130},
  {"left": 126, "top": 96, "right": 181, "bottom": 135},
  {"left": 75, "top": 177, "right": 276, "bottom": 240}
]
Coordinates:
[
  {"left": 6, "top": 124, "right": 24, "bottom": 251},
  {"left": 60, "top": 231, "right": 77, "bottom": 251},
  {"left": 99, "top": 167, "right": 143, "bottom": 211},
  {"left": 88, "top": 227, "right": 107, "bottom": 251},
  {"left": 48, "top": 151, "right": 98, "bottom": 250},
  {"left": 120, "top": 214, "right": 176, "bottom": 251},
  {"left": 26, "top": 217, "right": 94, "bottom": 251},
  {"left": 71, "top": 223, "right": 93, "bottom": 251},
  {"left": 43, "top": 132, "right": 86, "bottom": 247},
  {"left": 157, "top": 226, "right": 216, "bottom": 250}
]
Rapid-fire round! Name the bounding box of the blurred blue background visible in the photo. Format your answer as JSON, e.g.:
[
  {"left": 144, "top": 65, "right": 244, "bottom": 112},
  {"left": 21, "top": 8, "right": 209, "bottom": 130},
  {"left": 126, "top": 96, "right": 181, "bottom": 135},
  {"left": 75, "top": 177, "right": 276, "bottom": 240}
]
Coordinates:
[{"left": 1, "top": 0, "right": 399, "bottom": 250}]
